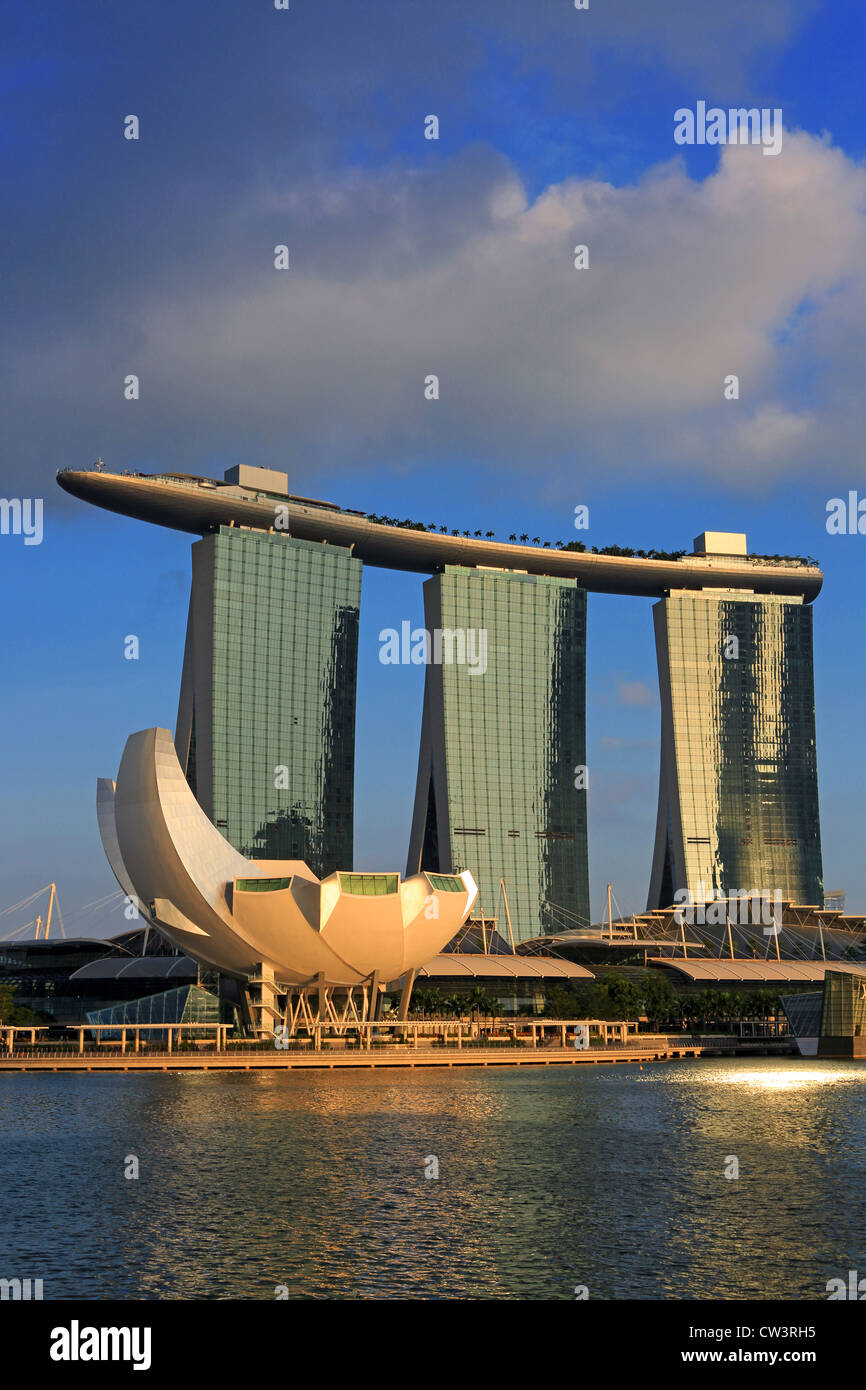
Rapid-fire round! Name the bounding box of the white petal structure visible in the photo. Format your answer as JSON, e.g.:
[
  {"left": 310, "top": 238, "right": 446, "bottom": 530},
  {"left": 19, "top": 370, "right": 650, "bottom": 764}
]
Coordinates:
[{"left": 99, "top": 728, "right": 477, "bottom": 985}]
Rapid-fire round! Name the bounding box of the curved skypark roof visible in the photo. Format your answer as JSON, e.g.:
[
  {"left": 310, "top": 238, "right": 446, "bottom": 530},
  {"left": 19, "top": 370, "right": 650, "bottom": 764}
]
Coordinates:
[{"left": 57, "top": 467, "right": 823, "bottom": 601}]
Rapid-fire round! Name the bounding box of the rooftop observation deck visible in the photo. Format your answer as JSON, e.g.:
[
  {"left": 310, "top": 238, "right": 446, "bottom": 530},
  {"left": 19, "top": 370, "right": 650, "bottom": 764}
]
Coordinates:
[{"left": 56, "top": 467, "right": 823, "bottom": 601}]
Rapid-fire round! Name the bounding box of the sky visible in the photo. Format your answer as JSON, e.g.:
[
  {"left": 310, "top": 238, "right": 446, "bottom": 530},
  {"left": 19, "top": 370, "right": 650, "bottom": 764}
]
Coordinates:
[{"left": 2, "top": 0, "right": 866, "bottom": 938}]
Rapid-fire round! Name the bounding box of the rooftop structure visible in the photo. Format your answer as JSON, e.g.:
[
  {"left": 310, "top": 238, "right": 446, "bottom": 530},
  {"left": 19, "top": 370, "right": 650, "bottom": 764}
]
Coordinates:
[
  {"left": 693, "top": 530, "right": 748, "bottom": 556},
  {"left": 57, "top": 466, "right": 822, "bottom": 601},
  {"left": 647, "top": 959, "right": 857, "bottom": 984},
  {"left": 525, "top": 898, "right": 866, "bottom": 984}
]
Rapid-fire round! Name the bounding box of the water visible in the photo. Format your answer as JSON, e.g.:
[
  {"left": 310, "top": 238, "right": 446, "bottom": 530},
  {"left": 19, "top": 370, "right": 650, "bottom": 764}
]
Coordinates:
[{"left": 1, "top": 1057, "right": 864, "bottom": 1300}]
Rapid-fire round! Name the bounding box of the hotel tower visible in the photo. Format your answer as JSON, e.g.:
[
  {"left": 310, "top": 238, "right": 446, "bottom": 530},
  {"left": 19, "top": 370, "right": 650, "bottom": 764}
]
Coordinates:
[
  {"left": 57, "top": 469, "right": 825, "bottom": 933},
  {"left": 647, "top": 533, "right": 823, "bottom": 909},
  {"left": 406, "top": 566, "right": 590, "bottom": 943}
]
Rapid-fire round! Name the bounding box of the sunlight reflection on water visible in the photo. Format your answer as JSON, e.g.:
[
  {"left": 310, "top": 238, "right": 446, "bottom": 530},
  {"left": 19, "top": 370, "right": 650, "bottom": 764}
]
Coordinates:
[{"left": 1, "top": 1057, "right": 864, "bottom": 1300}]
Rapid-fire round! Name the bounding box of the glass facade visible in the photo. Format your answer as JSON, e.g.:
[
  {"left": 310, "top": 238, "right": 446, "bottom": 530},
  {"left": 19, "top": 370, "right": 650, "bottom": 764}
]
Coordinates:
[
  {"left": 427, "top": 873, "right": 466, "bottom": 893},
  {"left": 821, "top": 970, "right": 866, "bottom": 1038},
  {"left": 337, "top": 873, "right": 399, "bottom": 895},
  {"left": 176, "top": 527, "right": 361, "bottom": 878},
  {"left": 648, "top": 590, "right": 823, "bottom": 908},
  {"left": 235, "top": 877, "right": 293, "bottom": 892},
  {"left": 408, "top": 566, "right": 589, "bottom": 943},
  {"left": 85, "top": 984, "right": 220, "bottom": 1039},
  {"left": 780, "top": 990, "right": 823, "bottom": 1040}
]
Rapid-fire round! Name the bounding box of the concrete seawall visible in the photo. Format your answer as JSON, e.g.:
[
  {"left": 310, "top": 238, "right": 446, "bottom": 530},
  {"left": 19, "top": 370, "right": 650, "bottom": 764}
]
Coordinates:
[{"left": 0, "top": 1042, "right": 795, "bottom": 1073}]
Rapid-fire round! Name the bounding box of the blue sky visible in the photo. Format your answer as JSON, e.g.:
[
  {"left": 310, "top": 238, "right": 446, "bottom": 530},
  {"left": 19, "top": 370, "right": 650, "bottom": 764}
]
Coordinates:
[{"left": 2, "top": 0, "right": 866, "bottom": 935}]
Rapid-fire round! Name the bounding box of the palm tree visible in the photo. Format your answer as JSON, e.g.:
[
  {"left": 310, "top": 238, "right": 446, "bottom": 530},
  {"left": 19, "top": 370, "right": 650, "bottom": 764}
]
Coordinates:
[
  {"left": 466, "top": 987, "right": 489, "bottom": 1019},
  {"left": 519, "top": 533, "right": 529, "bottom": 543},
  {"left": 531, "top": 536, "right": 541, "bottom": 545},
  {"left": 439, "top": 525, "right": 448, "bottom": 533},
  {"left": 509, "top": 533, "right": 517, "bottom": 542},
  {"left": 474, "top": 529, "right": 482, "bottom": 538},
  {"left": 485, "top": 530, "right": 495, "bottom": 539},
  {"left": 409, "top": 988, "right": 428, "bottom": 1018},
  {"left": 413, "top": 986, "right": 445, "bottom": 1019}
]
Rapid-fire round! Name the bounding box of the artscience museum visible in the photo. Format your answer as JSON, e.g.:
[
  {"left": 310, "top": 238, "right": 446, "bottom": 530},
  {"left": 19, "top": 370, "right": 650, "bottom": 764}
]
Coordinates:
[{"left": 98, "top": 727, "right": 479, "bottom": 1034}]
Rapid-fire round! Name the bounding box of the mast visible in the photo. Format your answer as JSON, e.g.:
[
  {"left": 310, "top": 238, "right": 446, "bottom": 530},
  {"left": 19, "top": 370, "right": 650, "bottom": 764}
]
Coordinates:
[
  {"left": 500, "top": 878, "right": 516, "bottom": 954},
  {"left": 44, "top": 883, "right": 56, "bottom": 939}
]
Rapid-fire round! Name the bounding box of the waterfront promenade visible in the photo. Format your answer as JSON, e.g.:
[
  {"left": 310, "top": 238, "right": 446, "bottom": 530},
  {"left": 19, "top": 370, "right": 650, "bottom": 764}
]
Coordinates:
[{"left": 0, "top": 1035, "right": 795, "bottom": 1072}]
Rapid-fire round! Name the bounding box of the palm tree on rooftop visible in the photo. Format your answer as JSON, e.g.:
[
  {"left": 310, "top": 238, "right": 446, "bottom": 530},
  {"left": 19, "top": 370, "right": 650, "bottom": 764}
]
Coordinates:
[
  {"left": 509, "top": 533, "right": 517, "bottom": 542},
  {"left": 486, "top": 530, "right": 494, "bottom": 539},
  {"left": 532, "top": 536, "right": 541, "bottom": 545},
  {"left": 519, "top": 532, "right": 529, "bottom": 543}
]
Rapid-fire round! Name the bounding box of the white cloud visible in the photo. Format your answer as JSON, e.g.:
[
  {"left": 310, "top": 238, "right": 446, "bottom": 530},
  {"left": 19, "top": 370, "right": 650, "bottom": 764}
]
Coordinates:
[
  {"left": 9, "top": 130, "right": 866, "bottom": 494},
  {"left": 616, "top": 680, "right": 658, "bottom": 709},
  {"left": 732, "top": 403, "right": 816, "bottom": 464}
]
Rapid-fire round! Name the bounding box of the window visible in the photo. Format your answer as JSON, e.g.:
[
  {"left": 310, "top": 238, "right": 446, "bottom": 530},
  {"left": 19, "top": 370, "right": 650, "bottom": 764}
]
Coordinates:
[
  {"left": 427, "top": 874, "right": 465, "bottom": 893},
  {"left": 235, "top": 877, "right": 292, "bottom": 892},
  {"left": 338, "top": 873, "right": 399, "bottom": 896}
]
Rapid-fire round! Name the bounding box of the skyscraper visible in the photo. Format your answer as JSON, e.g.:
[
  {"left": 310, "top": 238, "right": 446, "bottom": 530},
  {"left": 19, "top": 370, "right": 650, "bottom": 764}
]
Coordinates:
[
  {"left": 648, "top": 582, "right": 823, "bottom": 909},
  {"left": 407, "top": 566, "right": 589, "bottom": 942},
  {"left": 175, "top": 524, "right": 362, "bottom": 878},
  {"left": 57, "top": 469, "right": 826, "bottom": 929}
]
